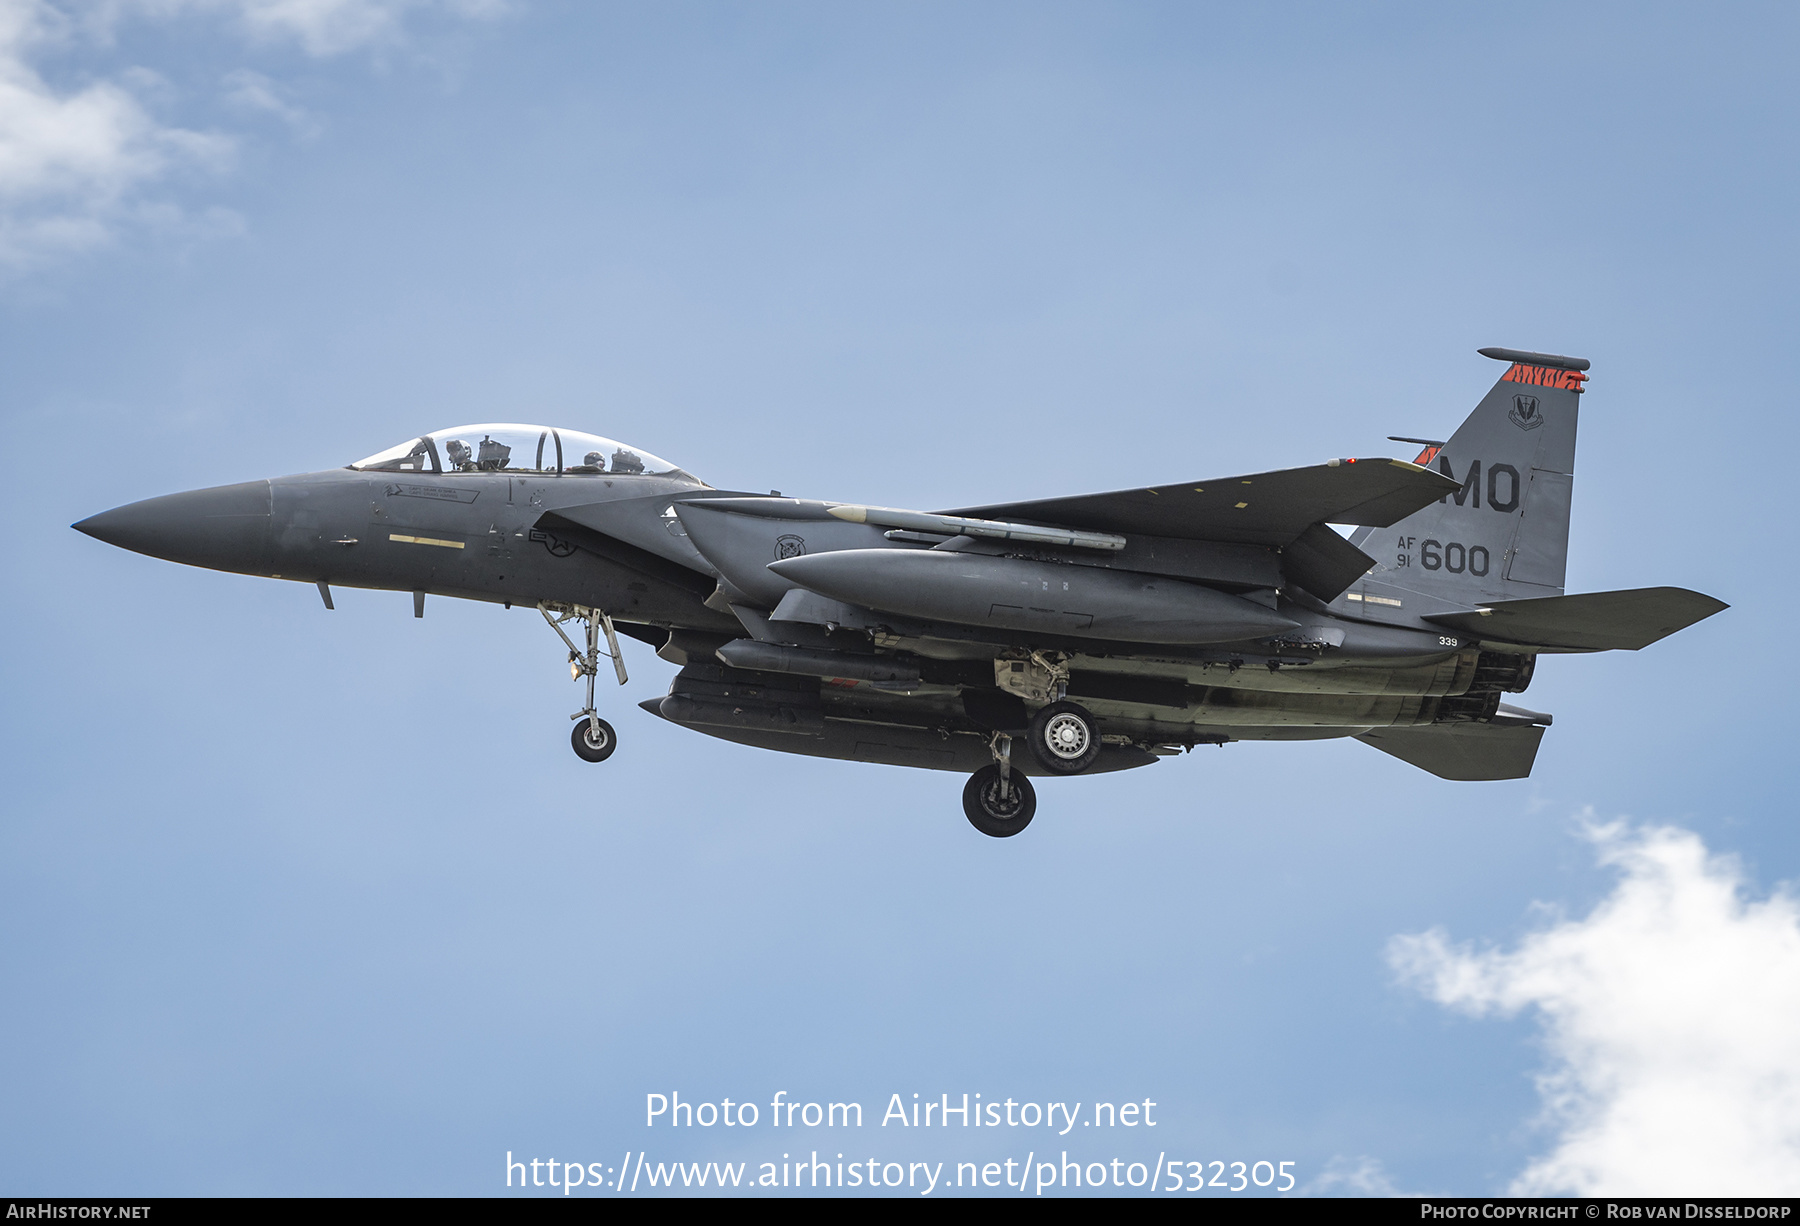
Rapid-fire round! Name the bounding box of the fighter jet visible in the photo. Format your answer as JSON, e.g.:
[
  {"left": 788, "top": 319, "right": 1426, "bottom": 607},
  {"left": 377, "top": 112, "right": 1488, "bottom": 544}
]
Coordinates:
[{"left": 74, "top": 347, "right": 1725, "bottom": 836}]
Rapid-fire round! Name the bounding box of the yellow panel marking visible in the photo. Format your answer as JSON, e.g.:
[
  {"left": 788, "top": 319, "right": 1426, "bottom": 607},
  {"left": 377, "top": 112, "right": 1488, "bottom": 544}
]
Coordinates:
[
  {"left": 1193, "top": 488, "right": 1203, "bottom": 493},
  {"left": 1234, "top": 502, "right": 1248, "bottom": 509},
  {"left": 1346, "top": 592, "right": 1363, "bottom": 601},
  {"left": 389, "top": 534, "right": 465, "bottom": 550},
  {"left": 1365, "top": 594, "right": 1403, "bottom": 607}
]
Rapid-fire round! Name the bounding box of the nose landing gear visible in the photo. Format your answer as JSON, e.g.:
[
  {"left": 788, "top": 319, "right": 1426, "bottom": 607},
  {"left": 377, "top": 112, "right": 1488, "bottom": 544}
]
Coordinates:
[
  {"left": 540, "top": 602, "right": 628, "bottom": 762},
  {"left": 572, "top": 716, "right": 617, "bottom": 762}
]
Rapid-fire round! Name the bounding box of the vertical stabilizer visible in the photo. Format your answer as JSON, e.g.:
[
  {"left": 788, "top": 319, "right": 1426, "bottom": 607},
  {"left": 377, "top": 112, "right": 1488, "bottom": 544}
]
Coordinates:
[{"left": 1359, "top": 347, "right": 1585, "bottom": 604}]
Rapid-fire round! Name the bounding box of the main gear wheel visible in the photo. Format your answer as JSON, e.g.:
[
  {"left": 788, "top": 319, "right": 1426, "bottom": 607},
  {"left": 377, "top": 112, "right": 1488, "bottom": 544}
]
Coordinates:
[
  {"left": 962, "top": 765, "right": 1037, "bottom": 837},
  {"left": 1026, "top": 701, "right": 1100, "bottom": 774}
]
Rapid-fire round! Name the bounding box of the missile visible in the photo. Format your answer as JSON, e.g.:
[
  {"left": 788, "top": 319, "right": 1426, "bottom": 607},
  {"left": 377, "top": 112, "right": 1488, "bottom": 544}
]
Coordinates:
[
  {"left": 714, "top": 640, "right": 920, "bottom": 684},
  {"left": 688, "top": 496, "right": 1126, "bottom": 551},
  {"left": 767, "top": 549, "right": 1298, "bottom": 645},
  {"left": 823, "top": 504, "right": 1126, "bottom": 551}
]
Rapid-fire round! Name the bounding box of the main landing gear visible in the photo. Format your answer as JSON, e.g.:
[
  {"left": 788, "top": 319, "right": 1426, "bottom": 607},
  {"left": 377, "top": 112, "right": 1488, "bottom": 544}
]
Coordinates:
[
  {"left": 961, "top": 701, "right": 1100, "bottom": 837},
  {"left": 963, "top": 733, "right": 1038, "bottom": 837},
  {"left": 540, "top": 602, "right": 628, "bottom": 763},
  {"left": 1026, "top": 700, "right": 1100, "bottom": 774}
]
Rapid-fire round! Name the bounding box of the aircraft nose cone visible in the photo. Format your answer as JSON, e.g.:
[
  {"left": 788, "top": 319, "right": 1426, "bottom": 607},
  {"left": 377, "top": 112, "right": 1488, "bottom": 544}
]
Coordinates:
[{"left": 73, "top": 480, "right": 274, "bottom": 571}]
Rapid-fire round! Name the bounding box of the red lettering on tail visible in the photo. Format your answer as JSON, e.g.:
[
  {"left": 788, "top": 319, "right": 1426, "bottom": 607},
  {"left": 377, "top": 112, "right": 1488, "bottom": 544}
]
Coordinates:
[{"left": 1503, "top": 363, "right": 1587, "bottom": 391}]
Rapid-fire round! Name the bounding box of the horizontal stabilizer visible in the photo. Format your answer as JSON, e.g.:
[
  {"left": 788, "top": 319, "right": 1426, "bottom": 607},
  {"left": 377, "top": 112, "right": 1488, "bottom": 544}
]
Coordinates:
[
  {"left": 1357, "top": 721, "right": 1547, "bottom": 781},
  {"left": 942, "top": 459, "right": 1462, "bottom": 547},
  {"left": 1424, "top": 586, "right": 1727, "bottom": 651}
]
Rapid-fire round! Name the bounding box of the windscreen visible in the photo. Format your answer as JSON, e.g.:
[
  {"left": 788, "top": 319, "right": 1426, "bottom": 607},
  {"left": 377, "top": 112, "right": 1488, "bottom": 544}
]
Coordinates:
[{"left": 351, "top": 424, "right": 697, "bottom": 482}]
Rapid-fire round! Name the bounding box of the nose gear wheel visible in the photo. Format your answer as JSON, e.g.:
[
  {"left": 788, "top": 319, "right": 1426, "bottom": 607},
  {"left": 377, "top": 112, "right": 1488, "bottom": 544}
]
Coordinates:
[{"left": 572, "top": 717, "right": 617, "bottom": 762}]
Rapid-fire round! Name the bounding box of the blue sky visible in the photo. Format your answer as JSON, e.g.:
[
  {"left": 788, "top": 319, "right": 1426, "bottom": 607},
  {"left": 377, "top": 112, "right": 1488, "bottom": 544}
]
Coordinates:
[{"left": 2, "top": 0, "right": 1796, "bottom": 1196}]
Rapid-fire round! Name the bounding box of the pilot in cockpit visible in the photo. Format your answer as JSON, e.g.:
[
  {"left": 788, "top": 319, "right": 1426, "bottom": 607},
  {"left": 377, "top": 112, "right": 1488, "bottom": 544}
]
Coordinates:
[
  {"left": 444, "top": 439, "right": 474, "bottom": 471},
  {"left": 568, "top": 450, "right": 607, "bottom": 473}
]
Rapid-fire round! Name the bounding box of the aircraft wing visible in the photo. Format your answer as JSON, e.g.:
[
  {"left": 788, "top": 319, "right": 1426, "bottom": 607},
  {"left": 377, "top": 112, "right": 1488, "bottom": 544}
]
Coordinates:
[
  {"left": 941, "top": 458, "right": 1462, "bottom": 547},
  {"left": 1423, "top": 587, "right": 1728, "bottom": 652}
]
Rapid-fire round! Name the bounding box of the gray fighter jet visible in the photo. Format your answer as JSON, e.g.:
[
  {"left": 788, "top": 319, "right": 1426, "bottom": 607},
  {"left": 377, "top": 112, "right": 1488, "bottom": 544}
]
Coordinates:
[{"left": 74, "top": 348, "right": 1726, "bottom": 836}]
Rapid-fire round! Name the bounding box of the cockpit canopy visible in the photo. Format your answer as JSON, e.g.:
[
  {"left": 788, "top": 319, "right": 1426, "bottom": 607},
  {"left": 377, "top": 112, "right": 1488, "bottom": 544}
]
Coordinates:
[{"left": 350, "top": 424, "right": 699, "bottom": 483}]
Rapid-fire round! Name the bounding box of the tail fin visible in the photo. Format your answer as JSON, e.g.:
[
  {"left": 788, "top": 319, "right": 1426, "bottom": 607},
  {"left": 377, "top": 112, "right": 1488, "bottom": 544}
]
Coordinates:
[{"left": 1360, "top": 347, "right": 1586, "bottom": 602}]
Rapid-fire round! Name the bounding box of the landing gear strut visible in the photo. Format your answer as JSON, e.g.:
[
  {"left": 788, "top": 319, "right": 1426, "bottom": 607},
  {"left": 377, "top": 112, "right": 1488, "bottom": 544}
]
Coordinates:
[
  {"left": 540, "top": 602, "right": 628, "bottom": 763},
  {"left": 963, "top": 733, "right": 1037, "bottom": 837}
]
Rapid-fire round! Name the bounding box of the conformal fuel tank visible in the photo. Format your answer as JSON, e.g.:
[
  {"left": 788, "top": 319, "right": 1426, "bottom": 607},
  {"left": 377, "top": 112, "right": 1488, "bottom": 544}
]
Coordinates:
[{"left": 767, "top": 549, "right": 1298, "bottom": 644}]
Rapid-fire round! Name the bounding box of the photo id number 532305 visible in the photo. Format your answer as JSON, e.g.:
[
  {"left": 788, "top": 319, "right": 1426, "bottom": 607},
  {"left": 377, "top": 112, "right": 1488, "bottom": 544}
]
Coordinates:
[{"left": 1164, "top": 1160, "right": 1295, "bottom": 1192}]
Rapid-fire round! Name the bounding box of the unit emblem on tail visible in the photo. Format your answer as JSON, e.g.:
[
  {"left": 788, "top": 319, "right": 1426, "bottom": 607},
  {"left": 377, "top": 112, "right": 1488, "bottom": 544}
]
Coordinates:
[{"left": 1509, "top": 395, "right": 1543, "bottom": 431}]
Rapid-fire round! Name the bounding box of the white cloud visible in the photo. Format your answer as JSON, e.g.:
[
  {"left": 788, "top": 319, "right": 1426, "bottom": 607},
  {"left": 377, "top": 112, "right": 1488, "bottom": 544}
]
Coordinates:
[
  {"left": 1390, "top": 819, "right": 1800, "bottom": 1196},
  {"left": 1301, "top": 1155, "right": 1407, "bottom": 1197},
  {"left": 112, "top": 0, "right": 508, "bottom": 58},
  {"left": 222, "top": 67, "right": 314, "bottom": 136},
  {"left": 0, "top": 0, "right": 502, "bottom": 266},
  {"left": 201, "top": 0, "right": 418, "bottom": 54},
  {"left": 0, "top": 0, "right": 229, "bottom": 262}
]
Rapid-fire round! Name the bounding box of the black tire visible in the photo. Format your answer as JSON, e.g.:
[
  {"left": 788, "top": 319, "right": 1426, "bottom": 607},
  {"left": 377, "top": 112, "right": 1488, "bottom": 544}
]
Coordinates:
[
  {"left": 1026, "top": 701, "right": 1100, "bottom": 774},
  {"left": 962, "top": 766, "right": 1037, "bottom": 837},
  {"left": 571, "top": 717, "right": 617, "bottom": 763}
]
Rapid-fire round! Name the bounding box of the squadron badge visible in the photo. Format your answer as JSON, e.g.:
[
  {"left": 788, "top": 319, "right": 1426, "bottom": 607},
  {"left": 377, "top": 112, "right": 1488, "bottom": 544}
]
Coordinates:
[{"left": 1509, "top": 394, "right": 1544, "bottom": 431}]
